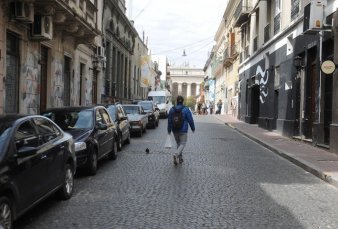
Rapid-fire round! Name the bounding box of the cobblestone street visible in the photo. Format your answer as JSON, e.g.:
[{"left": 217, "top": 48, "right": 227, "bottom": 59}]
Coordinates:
[{"left": 16, "top": 116, "right": 338, "bottom": 228}]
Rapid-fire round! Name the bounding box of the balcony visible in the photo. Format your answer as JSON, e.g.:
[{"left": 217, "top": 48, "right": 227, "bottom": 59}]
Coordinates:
[
  {"left": 34, "top": 0, "right": 100, "bottom": 44},
  {"left": 223, "top": 44, "right": 239, "bottom": 67},
  {"left": 234, "top": 0, "right": 252, "bottom": 27}
]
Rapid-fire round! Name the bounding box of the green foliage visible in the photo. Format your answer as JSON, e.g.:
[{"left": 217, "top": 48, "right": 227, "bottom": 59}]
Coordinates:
[{"left": 184, "top": 96, "right": 196, "bottom": 109}]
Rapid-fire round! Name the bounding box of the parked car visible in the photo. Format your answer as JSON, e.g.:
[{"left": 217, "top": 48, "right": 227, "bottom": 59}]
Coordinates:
[
  {"left": 42, "top": 106, "right": 118, "bottom": 175},
  {"left": 106, "top": 104, "right": 131, "bottom": 150},
  {"left": 0, "top": 114, "right": 76, "bottom": 228},
  {"left": 122, "top": 104, "right": 148, "bottom": 137},
  {"left": 137, "top": 100, "right": 160, "bottom": 128}
]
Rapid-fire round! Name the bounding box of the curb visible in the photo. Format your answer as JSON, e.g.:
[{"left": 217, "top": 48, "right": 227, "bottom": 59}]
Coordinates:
[{"left": 223, "top": 122, "right": 338, "bottom": 188}]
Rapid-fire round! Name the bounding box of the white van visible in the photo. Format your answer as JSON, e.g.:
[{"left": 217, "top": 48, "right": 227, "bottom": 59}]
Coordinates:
[{"left": 148, "top": 90, "right": 173, "bottom": 118}]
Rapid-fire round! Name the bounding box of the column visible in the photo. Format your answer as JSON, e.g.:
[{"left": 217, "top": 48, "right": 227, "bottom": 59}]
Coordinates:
[
  {"left": 187, "top": 83, "right": 191, "bottom": 97},
  {"left": 178, "top": 83, "right": 182, "bottom": 95},
  {"left": 249, "top": 11, "right": 256, "bottom": 55},
  {"left": 196, "top": 84, "right": 200, "bottom": 95}
]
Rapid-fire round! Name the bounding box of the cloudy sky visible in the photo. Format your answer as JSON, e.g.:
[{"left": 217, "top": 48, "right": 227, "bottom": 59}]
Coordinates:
[{"left": 127, "top": 0, "right": 229, "bottom": 68}]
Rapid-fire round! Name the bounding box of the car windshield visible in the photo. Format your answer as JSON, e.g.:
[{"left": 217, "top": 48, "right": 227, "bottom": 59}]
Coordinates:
[
  {"left": 139, "top": 102, "right": 152, "bottom": 110},
  {"left": 150, "top": 96, "right": 165, "bottom": 104},
  {"left": 123, "top": 106, "right": 139, "bottom": 114},
  {"left": 43, "top": 110, "right": 94, "bottom": 130},
  {"left": 0, "top": 120, "right": 13, "bottom": 155}
]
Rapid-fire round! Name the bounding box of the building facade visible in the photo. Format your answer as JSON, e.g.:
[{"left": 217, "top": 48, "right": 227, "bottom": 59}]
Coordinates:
[
  {"left": 102, "top": 0, "right": 138, "bottom": 104},
  {"left": 235, "top": 0, "right": 337, "bottom": 152},
  {"left": 169, "top": 66, "right": 204, "bottom": 102},
  {"left": 1, "top": 0, "right": 102, "bottom": 114}
]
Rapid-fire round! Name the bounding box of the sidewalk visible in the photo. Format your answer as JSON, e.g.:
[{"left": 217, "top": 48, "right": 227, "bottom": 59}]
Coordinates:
[{"left": 214, "top": 114, "right": 338, "bottom": 188}]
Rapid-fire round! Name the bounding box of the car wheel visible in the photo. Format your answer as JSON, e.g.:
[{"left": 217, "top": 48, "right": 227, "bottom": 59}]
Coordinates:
[
  {"left": 57, "top": 164, "right": 74, "bottom": 200},
  {"left": 117, "top": 134, "right": 123, "bottom": 151},
  {"left": 87, "top": 148, "right": 98, "bottom": 176},
  {"left": 108, "top": 140, "right": 117, "bottom": 160},
  {"left": 125, "top": 132, "right": 131, "bottom": 144},
  {"left": 0, "top": 196, "right": 13, "bottom": 229}
]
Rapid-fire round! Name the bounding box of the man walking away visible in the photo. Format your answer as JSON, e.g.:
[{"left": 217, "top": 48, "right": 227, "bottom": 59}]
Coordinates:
[{"left": 167, "top": 96, "right": 195, "bottom": 165}]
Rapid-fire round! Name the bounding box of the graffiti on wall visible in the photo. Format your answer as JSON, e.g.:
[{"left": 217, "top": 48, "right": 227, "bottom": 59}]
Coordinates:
[
  {"left": 21, "top": 43, "right": 39, "bottom": 114},
  {"left": 256, "top": 65, "right": 269, "bottom": 104}
]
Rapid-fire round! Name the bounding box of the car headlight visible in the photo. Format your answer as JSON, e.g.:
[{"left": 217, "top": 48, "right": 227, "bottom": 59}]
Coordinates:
[{"left": 75, "top": 142, "right": 87, "bottom": 152}]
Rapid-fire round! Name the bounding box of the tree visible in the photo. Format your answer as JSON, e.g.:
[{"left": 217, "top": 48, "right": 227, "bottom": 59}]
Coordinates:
[{"left": 185, "top": 96, "right": 196, "bottom": 110}]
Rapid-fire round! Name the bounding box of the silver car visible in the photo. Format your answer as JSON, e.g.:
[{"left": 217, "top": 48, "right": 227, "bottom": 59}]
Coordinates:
[{"left": 122, "top": 105, "right": 148, "bottom": 137}]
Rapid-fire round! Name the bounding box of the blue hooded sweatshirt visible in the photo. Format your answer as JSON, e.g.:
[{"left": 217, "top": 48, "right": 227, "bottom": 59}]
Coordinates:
[{"left": 167, "top": 103, "right": 195, "bottom": 134}]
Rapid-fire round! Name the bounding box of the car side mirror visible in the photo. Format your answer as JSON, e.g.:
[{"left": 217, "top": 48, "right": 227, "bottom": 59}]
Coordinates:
[
  {"left": 96, "top": 122, "right": 108, "bottom": 130},
  {"left": 16, "top": 146, "right": 37, "bottom": 158}
]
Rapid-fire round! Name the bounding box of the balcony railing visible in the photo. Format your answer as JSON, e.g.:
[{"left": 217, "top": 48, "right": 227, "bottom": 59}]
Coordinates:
[
  {"left": 264, "top": 24, "right": 270, "bottom": 43},
  {"left": 234, "top": 0, "right": 252, "bottom": 27},
  {"left": 223, "top": 44, "right": 239, "bottom": 66}
]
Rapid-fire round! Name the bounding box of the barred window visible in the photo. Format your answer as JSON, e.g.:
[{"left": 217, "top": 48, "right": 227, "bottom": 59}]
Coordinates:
[{"left": 291, "top": 0, "right": 300, "bottom": 21}]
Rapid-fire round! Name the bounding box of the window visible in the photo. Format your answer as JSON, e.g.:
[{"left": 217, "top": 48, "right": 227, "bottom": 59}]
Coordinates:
[
  {"left": 34, "top": 117, "right": 61, "bottom": 142},
  {"left": 291, "top": 0, "right": 300, "bottom": 20},
  {"left": 96, "top": 110, "right": 103, "bottom": 124},
  {"left": 100, "top": 109, "right": 112, "bottom": 124},
  {"left": 15, "top": 120, "right": 40, "bottom": 149}
]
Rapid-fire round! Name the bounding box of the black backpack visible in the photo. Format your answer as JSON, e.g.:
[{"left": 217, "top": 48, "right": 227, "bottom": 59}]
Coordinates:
[{"left": 172, "top": 107, "right": 184, "bottom": 129}]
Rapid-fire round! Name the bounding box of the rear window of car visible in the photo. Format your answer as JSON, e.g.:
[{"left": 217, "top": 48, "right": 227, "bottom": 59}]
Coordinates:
[
  {"left": 123, "top": 106, "right": 139, "bottom": 114},
  {"left": 138, "top": 102, "right": 152, "bottom": 110}
]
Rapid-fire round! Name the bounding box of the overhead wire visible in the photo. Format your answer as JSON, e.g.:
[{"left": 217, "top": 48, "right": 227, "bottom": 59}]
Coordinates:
[{"left": 152, "top": 36, "right": 214, "bottom": 55}]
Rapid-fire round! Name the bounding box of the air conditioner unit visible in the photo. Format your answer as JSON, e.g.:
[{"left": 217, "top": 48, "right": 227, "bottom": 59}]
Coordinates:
[
  {"left": 11, "top": 1, "right": 34, "bottom": 23},
  {"left": 31, "top": 15, "right": 53, "bottom": 40},
  {"left": 96, "top": 46, "right": 105, "bottom": 58},
  {"left": 303, "top": 1, "right": 326, "bottom": 33}
]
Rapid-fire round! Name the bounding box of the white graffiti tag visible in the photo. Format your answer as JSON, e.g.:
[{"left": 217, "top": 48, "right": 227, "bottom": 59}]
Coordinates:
[{"left": 256, "top": 65, "right": 269, "bottom": 104}]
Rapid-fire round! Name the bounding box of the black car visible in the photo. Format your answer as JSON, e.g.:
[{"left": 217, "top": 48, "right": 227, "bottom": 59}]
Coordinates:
[
  {"left": 106, "top": 104, "right": 131, "bottom": 150},
  {"left": 138, "top": 101, "right": 160, "bottom": 128},
  {"left": 42, "top": 106, "right": 118, "bottom": 175},
  {"left": 0, "top": 115, "right": 76, "bottom": 228}
]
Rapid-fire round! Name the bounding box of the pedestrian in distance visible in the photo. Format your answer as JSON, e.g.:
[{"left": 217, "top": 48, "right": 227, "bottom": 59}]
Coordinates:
[
  {"left": 216, "top": 99, "right": 223, "bottom": 115},
  {"left": 167, "top": 95, "right": 195, "bottom": 165}
]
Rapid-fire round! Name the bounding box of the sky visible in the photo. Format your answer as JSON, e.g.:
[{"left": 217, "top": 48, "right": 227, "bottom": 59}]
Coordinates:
[{"left": 127, "top": 0, "right": 229, "bottom": 68}]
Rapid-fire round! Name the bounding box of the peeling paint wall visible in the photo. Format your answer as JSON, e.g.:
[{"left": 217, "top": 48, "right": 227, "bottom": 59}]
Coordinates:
[
  {"left": 20, "top": 42, "right": 39, "bottom": 114},
  {"left": 51, "top": 58, "right": 64, "bottom": 107}
]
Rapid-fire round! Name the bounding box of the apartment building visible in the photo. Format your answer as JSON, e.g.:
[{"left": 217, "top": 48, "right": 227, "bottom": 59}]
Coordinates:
[
  {"left": 102, "top": 0, "right": 138, "bottom": 103},
  {"left": 236, "top": 0, "right": 337, "bottom": 151},
  {"left": 1, "top": 0, "right": 103, "bottom": 114}
]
